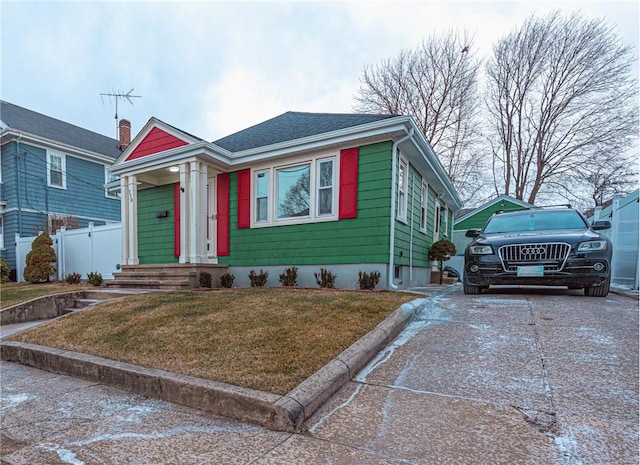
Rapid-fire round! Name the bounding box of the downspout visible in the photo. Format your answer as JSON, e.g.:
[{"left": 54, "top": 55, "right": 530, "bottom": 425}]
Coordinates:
[
  {"left": 15, "top": 134, "right": 23, "bottom": 236},
  {"left": 388, "top": 128, "right": 414, "bottom": 290}
]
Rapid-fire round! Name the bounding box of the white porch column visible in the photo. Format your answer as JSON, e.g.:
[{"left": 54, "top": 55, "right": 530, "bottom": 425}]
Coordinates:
[
  {"left": 179, "top": 163, "right": 191, "bottom": 263},
  {"left": 189, "top": 160, "right": 207, "bottom": 263},
  {"left": 123, "top": 175, "right": 139, "bottom": 265}
]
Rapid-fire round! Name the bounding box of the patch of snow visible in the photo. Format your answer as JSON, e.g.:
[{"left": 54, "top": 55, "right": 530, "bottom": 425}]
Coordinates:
[{"left": 1, "top": 393, "right": 30, "bottom": 411}]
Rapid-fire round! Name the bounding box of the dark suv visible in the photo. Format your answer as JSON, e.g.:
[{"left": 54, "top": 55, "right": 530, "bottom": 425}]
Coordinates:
[{"left": 464, "top": 208, "right": 612, "bottom": 296}]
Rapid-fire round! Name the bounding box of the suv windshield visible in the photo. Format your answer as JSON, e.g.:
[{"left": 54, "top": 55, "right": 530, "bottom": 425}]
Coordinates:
[{"left": 483, "top": 210, "right": 588, "bottom": 234}]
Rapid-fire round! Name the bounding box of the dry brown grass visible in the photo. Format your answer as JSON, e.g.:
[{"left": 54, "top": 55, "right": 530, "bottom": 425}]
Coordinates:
[
  {"left": 7, "top": 288, "right": 416, "bottom": 394},
  {"left": 1, "top": 283, "right": 93, "bottom": 309}
]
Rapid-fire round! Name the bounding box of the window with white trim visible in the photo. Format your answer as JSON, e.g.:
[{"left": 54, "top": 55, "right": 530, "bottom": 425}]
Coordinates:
[
  {"left": 397, "top": 159, "right": 408, "bottom": 221},
  {"left": 420, "top": 181, "right": 428, "bottom": 232},
  {"left": 434, "top": 201, "right": 441, "bottom": 242},
  {"left": 0, "top": 214, "right": 4, "bottom": 250},
  {"left": 255, "top": 170, "right": 269, "bottom": 223},
  {"left": 443, "top": 205, "right": 449, "bottom": 236},
  {"left": 47, "top": 151, "right": 66, "bottom": 189},
  {"left": 252, "top": 155, "right": 336, "bottom": 226},
  {"left": 105, "top": 167, "right": 120, "bottom": 199}
]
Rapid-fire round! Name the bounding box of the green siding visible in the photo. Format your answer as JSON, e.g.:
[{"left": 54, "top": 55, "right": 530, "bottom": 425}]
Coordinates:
[
  {"left": 455, "top": 200, "right": 530, "bottom": 231},
  {"left": 219, "top": 141, "right": 393, "bottom": 266},
  {"left": 138, "top": 184, "right": 178, "bottom": 264}
]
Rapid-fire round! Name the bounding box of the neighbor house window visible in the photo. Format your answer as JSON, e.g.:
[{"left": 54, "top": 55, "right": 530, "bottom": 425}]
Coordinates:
[
  {"left": 277, "top": 163, "right": 311, "bottom": 219},
  {"left": 0, "top": 215, "right": 4, "bottom": 250},
  {"left": 47, "top": 151, "right": 66, "bottom": 189},
  {"left": 255, "top": 170, "right": 269, "bottom": 223},
  {"left": 443, "top": 205, "right": 449, "bottom": 236},
  {"left": 420, "top": 181, "right": 428, "bottom": 232},
  {"left": 317, "top": 158, "right": 334, "bottom": 216},
  {"left": 397, "top": 159, "right": 408, "bottom": 221},
  {"left": 105, "top": 167, "right": 120, "bottom": 199}
]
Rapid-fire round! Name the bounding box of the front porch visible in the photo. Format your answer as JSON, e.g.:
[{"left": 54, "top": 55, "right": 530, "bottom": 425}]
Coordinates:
[{"left": 107, "top": 264, "right": 229, "bottom": 290}]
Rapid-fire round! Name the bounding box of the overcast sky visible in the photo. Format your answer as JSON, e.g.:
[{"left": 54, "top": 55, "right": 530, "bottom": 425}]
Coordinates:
[{"left": 1, "top": 1, "right": 638, "bottom": 143}]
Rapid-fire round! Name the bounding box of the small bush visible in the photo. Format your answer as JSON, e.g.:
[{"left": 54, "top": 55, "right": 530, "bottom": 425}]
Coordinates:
[
  {"left": 220, "top": 272, "right": 235, "bottom": 288},
  {"left": 199, "top": 271, "right": 212, "bottom": 288},
  {"left": 249, "top": 269, "right": 268, "bottom": 287},
  {"left": 65, "top": 272, "right": 82, "bottom": 284},
  {"left": 23, "top": 232, "right": 57, "bottom": 283},
  {"left": 358, "top": 270, "right": 381, "bottom": 290},
  {"left": 278, "top": 266, "right": 298, "bottom": 287},
  {"left": 0, "top": 257, "right": 11, "bottom": 284},
  {"left": 87, "top": 271, "right": 103, "bottom": 286},
  {"left": 315, "top": 268, "right": 337, "bottom": 288}
]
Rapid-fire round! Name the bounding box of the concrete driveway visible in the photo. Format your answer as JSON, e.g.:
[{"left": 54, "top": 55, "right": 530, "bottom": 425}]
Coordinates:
[{"left": 2, "top": 286, "right": 638, "bottom": 464}]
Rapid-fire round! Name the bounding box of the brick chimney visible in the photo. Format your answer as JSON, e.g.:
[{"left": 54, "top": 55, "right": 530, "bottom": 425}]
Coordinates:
[{"left": 119, "top": 119, "right": 131, "bottom": 150}]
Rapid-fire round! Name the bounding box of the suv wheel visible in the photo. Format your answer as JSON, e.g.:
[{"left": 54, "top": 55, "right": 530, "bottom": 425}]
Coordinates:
[
  {"left": 584, "top": 276, "right": 610, "bottom": 297},
  {"left": 463, "top": 275, "right": 482, "bottom": 295}
]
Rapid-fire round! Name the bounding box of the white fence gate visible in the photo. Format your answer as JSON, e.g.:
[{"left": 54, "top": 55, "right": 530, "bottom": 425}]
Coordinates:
[{"left": 16, "top": 223, "right": 122, "bottom": 283}]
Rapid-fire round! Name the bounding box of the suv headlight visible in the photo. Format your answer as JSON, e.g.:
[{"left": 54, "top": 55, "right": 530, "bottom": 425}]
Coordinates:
[
  {"left": 577, "top": 241, "right": 608, "bottom": 252},
  {"left": 469, "top": 245, "right": 493, "bottom": 255}
]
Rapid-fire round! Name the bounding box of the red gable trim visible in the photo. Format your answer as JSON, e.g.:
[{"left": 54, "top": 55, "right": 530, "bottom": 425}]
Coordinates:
[
  {"left": 339, "top": 147, "right": 359, "bottom": 219},
  {"left": 237, "top": 169, "right": 251, "bottom": 229},
  {"left": 216, "top": 173, "right": 230, "bottom": 256},
  {"left": 126, "top": 127, "right": 188, "bottom": 161},
  {"left": 174, "top": 182, "right": 181, "bottom": 258}
]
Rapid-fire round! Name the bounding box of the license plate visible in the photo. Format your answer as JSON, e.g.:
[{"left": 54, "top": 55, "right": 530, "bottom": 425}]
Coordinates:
[{"left": 517, "top": 266, "right": 544, "bottom": 277}]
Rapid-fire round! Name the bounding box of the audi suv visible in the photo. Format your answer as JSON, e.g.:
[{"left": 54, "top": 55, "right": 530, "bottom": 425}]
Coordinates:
[{"left": 463, "top": 208, "right": 612, "bottom": 296}]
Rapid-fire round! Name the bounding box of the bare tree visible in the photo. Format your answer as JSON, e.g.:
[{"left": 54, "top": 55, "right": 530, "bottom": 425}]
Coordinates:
[
  {"left": 486, "top": 11, "right": 639, "bottom": 206},
  {"left": 354, "top": 30, "right": 485, "bottom": 205}
]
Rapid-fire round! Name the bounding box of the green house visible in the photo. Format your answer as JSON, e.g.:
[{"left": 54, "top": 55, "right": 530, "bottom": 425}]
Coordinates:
[{"left": 109, "top": 112, "right": 462, "bottom": 289}]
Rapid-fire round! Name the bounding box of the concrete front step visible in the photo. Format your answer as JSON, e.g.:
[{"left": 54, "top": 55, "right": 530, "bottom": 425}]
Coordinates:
[
  {"left": 107, "top": 264, "right": 229, "bottom": 290},
  {"left": 106, "top": 279, "right": 191, "bottom": 290}
]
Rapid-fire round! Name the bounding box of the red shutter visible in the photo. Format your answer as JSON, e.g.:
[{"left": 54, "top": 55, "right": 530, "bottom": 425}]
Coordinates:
[
  {"left": 339, "top": 147, "right": 359, "bottom": 219},
  {"left": 237, "top": 169, "right": 251, "bottom": 229},
  {"left": 216, "top": 173, "right": 230, "bottom": 256},
  {"left": 173, "top": 182, "right": 180, "bottom": 258}
]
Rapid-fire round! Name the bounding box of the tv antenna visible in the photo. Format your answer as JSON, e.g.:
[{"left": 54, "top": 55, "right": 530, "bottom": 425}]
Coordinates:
[{"left": 100, "top": 88, "right": 142, "bottom": 120}]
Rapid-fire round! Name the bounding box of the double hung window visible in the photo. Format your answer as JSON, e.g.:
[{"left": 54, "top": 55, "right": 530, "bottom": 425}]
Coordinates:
[
  {"left": 397, "top": 159, "right": 408, "bottom": 221},
  {"left": 253, "top": 155, "right": 336, "bottom": 226},
  {"left": 47, "top": 151, "right": 66, "bottom": 189}
]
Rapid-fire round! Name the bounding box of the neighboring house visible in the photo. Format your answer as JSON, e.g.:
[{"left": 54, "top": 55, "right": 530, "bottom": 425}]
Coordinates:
[
  {"left": 109, "top": 111, "right": 462, "bottom": 289},
  {"left": 0, "top": 100, "right": 125, "bottom": 274},
  {"left": 587, "top": 189, "right": 639, "bottom": 290},
  {"left": 449, "top": 195, "right": 535, "bottom": 277}
]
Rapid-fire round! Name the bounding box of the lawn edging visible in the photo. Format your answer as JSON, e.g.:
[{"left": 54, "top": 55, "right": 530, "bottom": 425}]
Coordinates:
[{"left": 0, "top": 297, "right": 427, "bottom": 432}]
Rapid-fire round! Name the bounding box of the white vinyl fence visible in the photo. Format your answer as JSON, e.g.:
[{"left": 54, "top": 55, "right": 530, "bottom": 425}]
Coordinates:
[{"left": 16, "top": 222, "right": 122, "bottom": 283}]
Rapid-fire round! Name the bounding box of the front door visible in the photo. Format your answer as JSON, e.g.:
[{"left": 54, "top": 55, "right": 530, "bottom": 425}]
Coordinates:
[{"left": 206, "top": 178, "right": 217, "bottom": 263}]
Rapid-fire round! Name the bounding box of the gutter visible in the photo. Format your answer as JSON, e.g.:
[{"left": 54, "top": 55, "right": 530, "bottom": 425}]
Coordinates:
[{"left": 388, "top": 128, "right": 414, "bottom": 290}]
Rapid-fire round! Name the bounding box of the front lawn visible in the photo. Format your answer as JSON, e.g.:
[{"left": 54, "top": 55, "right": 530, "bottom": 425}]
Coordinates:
[
  {"left": 7, "top": 289, "right": 416, "bottom": 394},
  {"left": 1, "top": 282, "right": 93, "bottom": 309}
]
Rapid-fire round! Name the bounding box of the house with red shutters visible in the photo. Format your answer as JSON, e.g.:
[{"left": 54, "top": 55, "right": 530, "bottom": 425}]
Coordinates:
[{"left": 107, "top": 111, "right": 461, "bottom": 289}]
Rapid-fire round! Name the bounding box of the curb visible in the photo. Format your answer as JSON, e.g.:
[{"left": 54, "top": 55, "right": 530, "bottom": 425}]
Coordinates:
[{"left": 0, "top": 298, "right": 424, "bottom": 432}]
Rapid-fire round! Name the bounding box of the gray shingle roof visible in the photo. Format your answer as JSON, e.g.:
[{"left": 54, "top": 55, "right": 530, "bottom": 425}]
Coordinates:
[
  {"left": 213, "top": 111, "right": 398, "bottom": 152},
  {"left": 1, "top": 100, "right": 122, "bottom": 159}
]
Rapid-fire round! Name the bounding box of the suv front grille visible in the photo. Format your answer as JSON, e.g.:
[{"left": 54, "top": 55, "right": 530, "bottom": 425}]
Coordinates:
[{"left": 498, "top": 242, "right": 571, "bottom": 271}]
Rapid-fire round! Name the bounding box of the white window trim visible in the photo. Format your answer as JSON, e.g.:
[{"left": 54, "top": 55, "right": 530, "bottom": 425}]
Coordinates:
[
  {"left": 433, "top": 200, "right": 441, "bottom": 243},
  {"left": 105, "top": 167, "right": 120, "bottom": 199},
  {"left": 397, "top": 158, "right": 408, "bottom": 223},
  {"left": 47, "top": 150, "right": 66, "bottom": 189},
  {"left": 420, "top": 180, "right": 428, "bottom": 233},
  {"left": 250, "top": 151, "right": 338, "bottom": 228},
  {"left": 0, "top": 214, "right": 4, "bottom": 250},
  {"left": 316, "top": 156, "right": 335, "bottom": 217},
  {"left": 443, "top": 205, "right": 449, "bottom": 237},
  {"left": 254, "top": 169, "right": 270, "bottom": 223}
]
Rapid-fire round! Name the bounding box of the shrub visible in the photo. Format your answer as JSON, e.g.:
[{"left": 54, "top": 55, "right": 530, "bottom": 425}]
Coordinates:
[
  {"left": 315, "top": 268, "right": 337, "bottom": 288},
  {"left": 358, "top": 270, "right": 381, "bottom": 290},
  {"left": 428, "top": 239, "right": 457, "bottom": 285},
  {"left": 220, "top": 272, "right": 235, "bottom": 288},
  {"left": 249, "top": 269, "right": 268, "bottom": 287},
  {"left": 87, "top": 271, "right": 103, "bottom": 286},
  {"left": 0, "top": 257, "right": 11, "bottom": 284},
  {"left": 278, "top": 266, "right": 298, "bottom": 287},
  {"left": 199, "top": 271, "right": 212, "bottom": 288},
  {"left": 65, "top": 272, "right": 82, "bottom": 284},
  {"left": 23, "top": 232, "right": 57, "bottom": 283}
]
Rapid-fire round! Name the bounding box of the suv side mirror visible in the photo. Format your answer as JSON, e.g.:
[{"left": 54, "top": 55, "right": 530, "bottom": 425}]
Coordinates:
[
  {"left": 592, "top": 220, "right": 612, "bottom": 230},
  {"left": 465, "top": 229, "right": 481, "bottom": 238}
]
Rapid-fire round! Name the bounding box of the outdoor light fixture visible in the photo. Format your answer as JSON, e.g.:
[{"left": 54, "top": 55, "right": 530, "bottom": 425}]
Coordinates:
[{"left": 169, "top": 166, "right": 179, "bottom": 173}]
